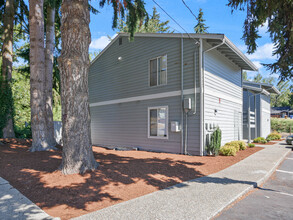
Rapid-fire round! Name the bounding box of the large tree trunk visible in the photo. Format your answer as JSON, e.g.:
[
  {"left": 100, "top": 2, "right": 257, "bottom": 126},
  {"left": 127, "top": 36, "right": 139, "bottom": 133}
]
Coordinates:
[
  {"left": 58, "top": 0, "right": 98, "bottom": 174},
  {"left": 1, "top": 0, "right": 15, "bottom": 138},
  {"left": 29, "top": 0, "right": 54, "bottom": 151},
  {"left": 45, "top": 4, "right": 57, "bottom": 147}
]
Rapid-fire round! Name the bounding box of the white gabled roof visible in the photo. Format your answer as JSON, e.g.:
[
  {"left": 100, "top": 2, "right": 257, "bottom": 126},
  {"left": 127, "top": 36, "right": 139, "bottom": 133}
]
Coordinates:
[{"left": 91, "top": 32, "right": 258, "bottom": 71}]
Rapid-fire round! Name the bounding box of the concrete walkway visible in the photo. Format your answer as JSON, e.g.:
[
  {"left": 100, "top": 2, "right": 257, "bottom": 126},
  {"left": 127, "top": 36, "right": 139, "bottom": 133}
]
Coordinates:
[
  {"left": 73, "top": 142, "right": 291, "bottom": 220},
  {"left": 0, "top": 177, "right": 59, "bottom": 220}
]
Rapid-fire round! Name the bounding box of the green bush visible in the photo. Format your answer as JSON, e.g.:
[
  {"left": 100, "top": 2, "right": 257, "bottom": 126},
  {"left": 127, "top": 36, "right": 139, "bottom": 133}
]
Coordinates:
[
  {"left": 266, "top": 132, "right": 282, "bottom": 141},
  {"left": 224, "top": 140, "right": 247, "bottom": 151},
  {"left": 239, "top": 142, "right": 247, "bottom": 150},
  {"left": 271, "top": 117, "right": 293, "bottom": 133},
  {"left": 206, "top": 127, "right": 222, "bottom": 156},
  {"left": 224, "top": 142, "right": 240, "bottom": 152},
  {"left": 253, "top": 137, "right": 267, "bottom": 144},
  {"left": 234, "top": 140, "right": 246, "bottom": 150},
  {"left": 248, "top": 143, "right": 255, "bottom": 148},
  {"left": 14, "top": 124, "right": 32, "bottom": 139},
  {"left": 219, "top": 145, "right": 237, "bottom": 156}
]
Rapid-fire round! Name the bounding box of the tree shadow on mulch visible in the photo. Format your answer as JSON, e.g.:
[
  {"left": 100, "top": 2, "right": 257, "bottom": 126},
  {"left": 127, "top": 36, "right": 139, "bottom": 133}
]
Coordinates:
[{"left": 0, "top": 139, "right": 205, "bottom": 212}]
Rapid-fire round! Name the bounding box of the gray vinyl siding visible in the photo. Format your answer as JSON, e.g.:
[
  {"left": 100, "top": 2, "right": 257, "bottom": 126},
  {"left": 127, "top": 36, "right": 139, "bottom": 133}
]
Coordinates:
[
  {"left": 90, "top": 96, "right": 200, "bottom": 154},
  {"left": 203, "top": 47, "right": 243, "bottom": 146},
  {"left": 89, "top": 37, "right": 199, "bottom": 104},
  {"left": 89, "top": 36, "right": 200, "bottom": 154}
]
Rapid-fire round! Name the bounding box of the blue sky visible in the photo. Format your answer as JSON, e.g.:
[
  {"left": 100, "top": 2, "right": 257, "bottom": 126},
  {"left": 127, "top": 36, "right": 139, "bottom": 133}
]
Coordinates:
[{"left": 88, "top": 0, "right": 278, "bottom": 80}]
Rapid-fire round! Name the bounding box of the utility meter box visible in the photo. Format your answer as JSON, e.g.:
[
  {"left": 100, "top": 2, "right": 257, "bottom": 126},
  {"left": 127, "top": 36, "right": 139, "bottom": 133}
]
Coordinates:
[
  {"left": 171, "top": 121, "right": 180, "bottom": 132},
  {"left": 184, "top": 98, "right": 192, "bottom": 111}
]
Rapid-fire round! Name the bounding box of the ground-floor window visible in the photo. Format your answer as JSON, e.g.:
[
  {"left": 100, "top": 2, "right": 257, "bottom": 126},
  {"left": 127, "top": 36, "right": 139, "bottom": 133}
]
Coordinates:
[{"left": 148, "top": 106, "right": 168, "bottom": 139}]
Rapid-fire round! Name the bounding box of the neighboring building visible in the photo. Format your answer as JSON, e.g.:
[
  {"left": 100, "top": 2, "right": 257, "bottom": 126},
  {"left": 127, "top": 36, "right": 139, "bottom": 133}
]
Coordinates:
[
  {"left": 88, "top": 33, "right": 257, "bottom": 155},
  {"left": 271, "top": 106, "right": 293, "bottom": 118},
  {"left": 243, "top": 81, "right": 280, "bottom": 141}
]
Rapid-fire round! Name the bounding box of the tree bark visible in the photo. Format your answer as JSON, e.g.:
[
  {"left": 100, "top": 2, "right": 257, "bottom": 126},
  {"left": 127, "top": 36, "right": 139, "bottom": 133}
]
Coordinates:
[
  {"left": 45, "top": 4, "right": 57, "bottom": 147},
  {"left": 29, "top": 0, "right": 54, "bottom": 151},
  {"left": 1, "top": 0, "right": 16, "bottom": 138},
  {"left": 58, "top": 0, "right": 98, "bottom": 174}
]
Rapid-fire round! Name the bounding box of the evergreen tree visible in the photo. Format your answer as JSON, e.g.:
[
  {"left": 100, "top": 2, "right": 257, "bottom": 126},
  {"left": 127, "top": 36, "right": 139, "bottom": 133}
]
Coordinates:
[
  {"left": 271, "top": 81, "right": 291, "bottom": 107},
  {"left": 194, "top": 8, "right": 208, "bottom": 34},
  {"left": 58, "top": 0, "right": 148, "bottom": 174},
  {"left": 242, "top": 71, "right": 249, "bottom": 81},
  {"left": 228, "top": 0, "right": 293, "bottom": 80},
  {"left": 253, "top": 73, "right": 263, "bottom": 83},
  {"left": 117, "top": 7, "right": 172, "bottom": 33}
]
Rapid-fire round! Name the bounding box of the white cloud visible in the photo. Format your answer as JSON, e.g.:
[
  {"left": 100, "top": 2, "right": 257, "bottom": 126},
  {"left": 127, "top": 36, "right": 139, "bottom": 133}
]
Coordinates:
[
  {"left": 90, "top": 36, "right": 111, "bottom": 50},
  {"left": 246, "top": 43, "right": 276, "bottom": 60},
  {"left": 252, "top": 61, "right": 262, "bottom": 69},
  {"left": 259, "top": 20, "right": 268, "bottom": 36},
  {"left": 90, "top": 34, "right": 117, "bottom": 50},
  {"left": 237, "top": 44, "right": 248, "bottom": 53}
]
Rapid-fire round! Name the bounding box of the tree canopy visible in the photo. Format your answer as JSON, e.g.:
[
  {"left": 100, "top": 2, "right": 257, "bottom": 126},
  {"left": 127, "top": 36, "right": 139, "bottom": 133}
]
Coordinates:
[
  {"left": 194, "top": 8, "right": 208, "bottom": 34},
  {"left": 117, "top": 7, "right": 172, "bottom": 33},
  {"left": 228, "top": 0, "right": 293, "bottom": 80}
]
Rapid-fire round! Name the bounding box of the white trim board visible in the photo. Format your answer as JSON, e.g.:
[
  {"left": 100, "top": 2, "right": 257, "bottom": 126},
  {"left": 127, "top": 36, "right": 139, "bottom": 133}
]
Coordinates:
[
  {"left": 90, "top": 88, "right": 199, "bottom": 107},
  {"left": 262, "top": 108, "right": 271, "bottom": 114}
]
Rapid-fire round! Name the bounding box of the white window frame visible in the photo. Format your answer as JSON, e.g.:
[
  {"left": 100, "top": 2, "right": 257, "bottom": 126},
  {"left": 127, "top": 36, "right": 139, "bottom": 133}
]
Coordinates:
[
  {"left": 148, "top": 54, "right": 168, "bottom": 87},
  {"left": 147, "top": 106, "right": 169, "bottom": 139}
]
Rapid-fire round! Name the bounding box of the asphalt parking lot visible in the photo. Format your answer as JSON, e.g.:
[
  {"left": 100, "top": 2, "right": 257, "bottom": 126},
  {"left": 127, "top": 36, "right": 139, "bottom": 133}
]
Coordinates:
[{"left": 216, "top": 151, "right": 293, "bottom": 220}]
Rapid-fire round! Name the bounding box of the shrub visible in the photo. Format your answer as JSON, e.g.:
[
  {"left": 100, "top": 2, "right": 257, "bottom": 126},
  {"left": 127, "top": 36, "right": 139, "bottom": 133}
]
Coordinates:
[
  {"left": 271, "top": 117, "right": 293, "bottom": 133},
  {"left": 224, "top": 142, "right": 240, "bottom": 152},
  {"left": 266, "top": 132, "right": 282, "bottom": 141},
  {"left": 206, "top": 127, "right": 222, "bottom": 156},
  {"left": 224, "top": 140, "right": 247, "bottom": 151},
  {"left": 219, "top": 145, "right": 237, "bottom": 156},
  {"left": 239, "top": 143, "right": 247, "bottom": 150},
  {"left": 236, "top": 140, "right": 246, "bottom": 150},
  {"left": 253, "top": 137, "right": 267, "bottom": 144},
  {"left": 248, "top": 143, "right": 255, "bottom": 148}
]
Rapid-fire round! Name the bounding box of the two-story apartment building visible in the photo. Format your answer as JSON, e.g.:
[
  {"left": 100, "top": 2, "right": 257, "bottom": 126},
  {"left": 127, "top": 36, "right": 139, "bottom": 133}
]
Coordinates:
[{"left": 88, "top": 33, "right": 257, "bottom": 155}]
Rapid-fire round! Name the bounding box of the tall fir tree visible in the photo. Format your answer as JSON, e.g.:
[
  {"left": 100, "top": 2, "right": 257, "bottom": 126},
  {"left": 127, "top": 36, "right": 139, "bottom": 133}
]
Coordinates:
[
  {"left": 58, "top": 0, "right": 148, "bottom": 174},
  {"left": 117, "top": 7, "right": 172, "bottom": 33},
  {"left": 194, "top": 8, "right": 208, "bottom": 34}
]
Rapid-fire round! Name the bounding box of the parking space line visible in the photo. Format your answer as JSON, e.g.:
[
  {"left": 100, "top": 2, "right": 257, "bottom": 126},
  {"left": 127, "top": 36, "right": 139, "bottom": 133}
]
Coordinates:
[
  {"left": 287, "top": 158, "right": 293, "bottom": 160},
  {"left": 275, "top": 192, "right": 293, "bottom": 197},
  {"left": 276, "top": 169, "right": 293, "bottom": 174}
]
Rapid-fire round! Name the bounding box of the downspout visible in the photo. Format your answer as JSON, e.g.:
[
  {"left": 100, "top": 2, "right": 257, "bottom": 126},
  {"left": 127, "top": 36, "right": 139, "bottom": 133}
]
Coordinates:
[
  {"left": 181, "top": 35, "right": 184, "bottom": 154},
  {"left": 254, "top": 94, "right": 257, "bottom": 139},
  {"left": 199, "top": 39, "right": 204, "bottom": 156},
  {"left": 259, "top": 94, "right": 262, "bottom": 137},
  {"left": 200, "top": 38, "right": 225, "bottom": 156}
]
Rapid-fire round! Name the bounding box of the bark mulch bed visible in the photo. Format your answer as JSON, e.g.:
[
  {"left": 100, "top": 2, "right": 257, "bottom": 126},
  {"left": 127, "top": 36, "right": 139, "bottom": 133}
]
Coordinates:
[
  {"left": 253, "top": 141, "right": 280, "bottom": 145},
  {"left": 0, "top": 138, "right": 263, "bottom": 220}
]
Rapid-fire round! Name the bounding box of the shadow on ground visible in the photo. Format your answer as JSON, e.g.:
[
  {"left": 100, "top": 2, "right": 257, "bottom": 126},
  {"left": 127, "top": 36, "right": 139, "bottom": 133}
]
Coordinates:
[{"left": 0, "top": 139, "right": 205, "bottom": 213}]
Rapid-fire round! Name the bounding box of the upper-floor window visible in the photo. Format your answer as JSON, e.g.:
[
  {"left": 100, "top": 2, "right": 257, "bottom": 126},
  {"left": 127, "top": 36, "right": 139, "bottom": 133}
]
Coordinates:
[{"left": 150, "top": 55, "right": 167, "bottom": 87}]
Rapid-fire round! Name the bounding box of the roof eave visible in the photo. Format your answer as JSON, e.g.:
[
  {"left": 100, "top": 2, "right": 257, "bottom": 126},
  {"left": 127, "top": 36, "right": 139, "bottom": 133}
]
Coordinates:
[{"left": 223, "top": 36, "right": 258, "bottom": 71}]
